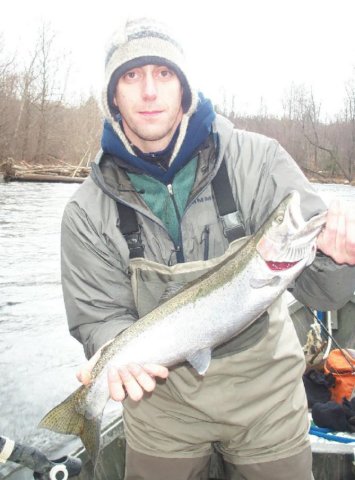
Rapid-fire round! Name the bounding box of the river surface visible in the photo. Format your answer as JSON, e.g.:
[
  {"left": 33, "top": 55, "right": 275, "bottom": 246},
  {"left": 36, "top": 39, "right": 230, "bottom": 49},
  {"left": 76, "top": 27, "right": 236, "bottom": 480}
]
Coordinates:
[{"left": 0, "top": 181, "right": 354, "bottom": 466}]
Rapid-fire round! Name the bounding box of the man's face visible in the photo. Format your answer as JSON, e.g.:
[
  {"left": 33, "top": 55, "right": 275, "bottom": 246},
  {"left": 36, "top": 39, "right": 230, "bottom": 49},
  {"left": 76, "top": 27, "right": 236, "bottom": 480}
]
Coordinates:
[{"left": 114, "top": 64, "right": 184, "bottom": 153}]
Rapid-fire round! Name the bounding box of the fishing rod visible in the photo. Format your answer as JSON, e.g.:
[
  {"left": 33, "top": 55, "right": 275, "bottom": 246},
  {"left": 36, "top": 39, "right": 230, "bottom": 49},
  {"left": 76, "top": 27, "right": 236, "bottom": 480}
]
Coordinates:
[
  {"left": 0, "top": 435, "right": 81, "bottom": 480},
  {"left": 305, "top": 306, "right": 355, "bottom": 373}
]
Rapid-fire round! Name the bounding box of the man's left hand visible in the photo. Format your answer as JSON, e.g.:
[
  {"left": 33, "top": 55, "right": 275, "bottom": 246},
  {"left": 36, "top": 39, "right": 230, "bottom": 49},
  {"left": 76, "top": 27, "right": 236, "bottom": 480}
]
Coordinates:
[{"left": 317, "top": 199, "right": 355, "bottom": 265}]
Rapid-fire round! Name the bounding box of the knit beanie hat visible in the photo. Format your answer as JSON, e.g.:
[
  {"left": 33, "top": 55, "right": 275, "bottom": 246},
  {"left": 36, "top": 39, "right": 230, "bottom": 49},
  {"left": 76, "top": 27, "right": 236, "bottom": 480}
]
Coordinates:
[{"left": 102, "top": 17, "right": 199, "bottom": 159}]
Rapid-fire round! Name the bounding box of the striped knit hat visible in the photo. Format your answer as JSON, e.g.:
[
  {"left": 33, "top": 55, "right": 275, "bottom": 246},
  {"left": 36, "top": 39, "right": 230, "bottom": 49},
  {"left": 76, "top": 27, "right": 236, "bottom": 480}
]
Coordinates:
[{"left": 102, "top": 18, "right": 199, "bottom": 158}]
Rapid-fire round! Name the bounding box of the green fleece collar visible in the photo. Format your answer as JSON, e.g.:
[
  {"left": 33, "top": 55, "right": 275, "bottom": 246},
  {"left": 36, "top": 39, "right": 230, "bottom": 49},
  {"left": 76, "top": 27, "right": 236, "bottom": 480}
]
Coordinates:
[{"left": 128, "top": 157, "right": 197, "bottom": 245}]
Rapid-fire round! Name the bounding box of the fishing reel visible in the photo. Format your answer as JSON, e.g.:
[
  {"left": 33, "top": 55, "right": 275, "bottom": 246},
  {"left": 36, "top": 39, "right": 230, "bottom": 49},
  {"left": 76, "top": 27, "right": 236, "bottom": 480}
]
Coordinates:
[
  {"left": 0, "top": 436, "right": 82, "bottom": 479},
  {"left": 32, "top": 455, "right": 82, "bottom": 480}
]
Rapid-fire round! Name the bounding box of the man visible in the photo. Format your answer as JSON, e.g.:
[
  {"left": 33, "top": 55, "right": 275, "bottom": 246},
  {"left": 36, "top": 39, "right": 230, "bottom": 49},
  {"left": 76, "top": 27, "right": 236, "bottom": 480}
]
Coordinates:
[{"left": 62, "top": 17, "right": 355, "bottom": 480}]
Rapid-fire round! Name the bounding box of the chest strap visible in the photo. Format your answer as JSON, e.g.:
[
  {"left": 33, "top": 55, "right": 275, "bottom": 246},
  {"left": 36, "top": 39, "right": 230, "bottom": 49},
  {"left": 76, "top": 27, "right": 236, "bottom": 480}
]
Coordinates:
[
  {"left": 116, "top": 158, "right": 245, "bottom": 259},
  {"left": 116, "top": 201, "right": 144, "bottom": 259},
  {"left": 211, "top": 159, "right": 245, "bottom": 244}
]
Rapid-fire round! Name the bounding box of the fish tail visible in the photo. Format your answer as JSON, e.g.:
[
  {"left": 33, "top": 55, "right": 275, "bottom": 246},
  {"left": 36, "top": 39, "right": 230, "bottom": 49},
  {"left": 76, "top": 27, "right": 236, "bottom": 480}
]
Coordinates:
[{"left": 39, "top": 385, "right": 103, "bottom": 466}]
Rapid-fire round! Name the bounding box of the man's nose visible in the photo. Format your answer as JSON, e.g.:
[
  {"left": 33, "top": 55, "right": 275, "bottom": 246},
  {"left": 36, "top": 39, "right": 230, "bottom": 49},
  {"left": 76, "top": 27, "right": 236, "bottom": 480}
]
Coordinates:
[{"left": 142, "top": 73, "right": 157, "bottom": 100}]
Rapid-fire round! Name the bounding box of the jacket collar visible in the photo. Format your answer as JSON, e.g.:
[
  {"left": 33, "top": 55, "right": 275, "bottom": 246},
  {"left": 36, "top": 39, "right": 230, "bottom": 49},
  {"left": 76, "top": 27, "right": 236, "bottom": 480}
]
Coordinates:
[{"left": 91, "top": 114, "right": 235, "bottom": 217}]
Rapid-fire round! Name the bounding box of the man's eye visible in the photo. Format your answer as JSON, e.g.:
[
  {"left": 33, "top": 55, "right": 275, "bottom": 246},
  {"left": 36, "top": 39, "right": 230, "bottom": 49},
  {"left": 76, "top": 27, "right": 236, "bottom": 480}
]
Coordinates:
[
  {"left": 123, "top": 71, "right": 138, "bottom": 81},
  {"left": 159, "top": 69, "right": 173, "bottom": 78}
]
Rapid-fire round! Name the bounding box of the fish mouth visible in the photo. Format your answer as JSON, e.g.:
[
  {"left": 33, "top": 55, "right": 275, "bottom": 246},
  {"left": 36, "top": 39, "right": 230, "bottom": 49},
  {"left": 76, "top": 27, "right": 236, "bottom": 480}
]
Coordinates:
[
  {"left": 284, "top": 204, "right": 327, "bottom": 262},
  {"left": 257, "top": 191, "right": 327, "bottom": 266},
  {"left": 265, "top": 260, "right": 300, "bottom": 271}
]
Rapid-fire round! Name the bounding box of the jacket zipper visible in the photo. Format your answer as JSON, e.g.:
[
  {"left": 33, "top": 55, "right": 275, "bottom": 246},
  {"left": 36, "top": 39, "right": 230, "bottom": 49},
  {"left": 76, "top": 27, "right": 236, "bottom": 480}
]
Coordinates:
[
  {"left": 167, "top": 183, "right": 184, "bottom": 263},
  {"left": 202, "top": 225, "right": 210, "bottom": 260},
  {"left": 165, "top": 159, "right": 222, "bottom": 263}
]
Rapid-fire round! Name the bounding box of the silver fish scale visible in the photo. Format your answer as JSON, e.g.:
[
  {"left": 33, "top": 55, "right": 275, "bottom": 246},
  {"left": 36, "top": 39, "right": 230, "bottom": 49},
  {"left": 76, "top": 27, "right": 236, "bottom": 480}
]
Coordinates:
[{"left": 85, "top": 250, "right": 311, "bottom": 417}]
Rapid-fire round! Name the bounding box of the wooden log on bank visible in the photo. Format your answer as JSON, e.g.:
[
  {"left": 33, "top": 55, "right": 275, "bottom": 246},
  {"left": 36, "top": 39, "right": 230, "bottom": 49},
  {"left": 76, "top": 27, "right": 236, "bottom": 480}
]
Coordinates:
[
  {"left": 9, "top": 173, "right": 86, "bottom": 183},
  {"left": 0, "top": 159, "right": 90, "bottom": 183}
]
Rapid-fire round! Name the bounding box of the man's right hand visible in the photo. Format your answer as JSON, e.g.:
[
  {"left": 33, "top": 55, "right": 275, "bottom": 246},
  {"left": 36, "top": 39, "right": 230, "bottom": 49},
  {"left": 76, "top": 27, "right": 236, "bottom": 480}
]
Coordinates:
[{"left": 76, "top": 347, "right": 169, "bottom": 402}]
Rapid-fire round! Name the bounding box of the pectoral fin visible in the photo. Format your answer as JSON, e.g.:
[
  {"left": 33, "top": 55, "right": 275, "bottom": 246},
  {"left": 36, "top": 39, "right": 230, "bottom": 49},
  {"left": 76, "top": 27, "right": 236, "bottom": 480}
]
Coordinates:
[
  {"left": 249, "top": 276, "right": 281, "bottom": 289},
  {"left": 187, "top": 348, "right": 212, "bottom": 375},
  {"left": 159, "top": 282, "right": 185, "bottom": 304}
]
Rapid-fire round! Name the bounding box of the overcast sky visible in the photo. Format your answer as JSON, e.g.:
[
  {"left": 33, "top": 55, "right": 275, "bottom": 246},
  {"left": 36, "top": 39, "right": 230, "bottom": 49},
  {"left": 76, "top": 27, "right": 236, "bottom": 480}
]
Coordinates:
[{"left": 1, "top": 0, "right": 355, "bottom": 117}]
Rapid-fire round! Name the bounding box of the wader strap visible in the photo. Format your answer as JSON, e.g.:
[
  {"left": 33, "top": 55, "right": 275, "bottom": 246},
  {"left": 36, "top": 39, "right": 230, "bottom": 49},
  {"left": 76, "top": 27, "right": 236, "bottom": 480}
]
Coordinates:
[
  {"left": 116, "top": 202, "right": 144, "bottom": 259},
  {"left": 212, "top": 159, "right": 245, "bottom": 243}
]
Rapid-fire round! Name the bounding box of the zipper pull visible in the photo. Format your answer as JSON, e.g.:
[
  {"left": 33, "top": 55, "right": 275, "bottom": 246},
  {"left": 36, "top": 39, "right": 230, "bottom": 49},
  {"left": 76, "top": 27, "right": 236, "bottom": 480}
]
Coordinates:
[{"left": 167, "top": 183, "right": 173, "bottom": 196}]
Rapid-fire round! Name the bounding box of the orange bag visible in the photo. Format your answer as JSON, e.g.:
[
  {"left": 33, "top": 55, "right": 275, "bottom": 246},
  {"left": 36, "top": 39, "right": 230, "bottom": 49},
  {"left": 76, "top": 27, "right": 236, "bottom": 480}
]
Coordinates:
[{"left": 324, "top": 349, "right": 355, "bottom": 404}]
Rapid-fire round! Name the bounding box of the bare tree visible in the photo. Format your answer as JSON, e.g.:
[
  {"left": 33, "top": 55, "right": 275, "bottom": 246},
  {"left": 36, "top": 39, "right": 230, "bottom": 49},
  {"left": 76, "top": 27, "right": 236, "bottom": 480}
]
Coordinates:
[
  {"left": 33, "top": 24, "right": 58, "bottom": 162},
  {"left": 342, "top": 77, "right": 355, "bottom": 180},
  {"left": 299, "top": 89, "right": 322, "bottom": 171},
  {"left": 12, "top": 47, "right": 39, "bottom": 160},
  {"left": 10, "top": 22, "right": 71, "bottom": 163},
  {"left": 283, "top": 86, "right": 348, "bottom": 180},
  {"left": 0, "top": 36, "right": 18, "bottom": 158},
  {"left": 61, "top": 95, "right": 102, "bottom": 165}
]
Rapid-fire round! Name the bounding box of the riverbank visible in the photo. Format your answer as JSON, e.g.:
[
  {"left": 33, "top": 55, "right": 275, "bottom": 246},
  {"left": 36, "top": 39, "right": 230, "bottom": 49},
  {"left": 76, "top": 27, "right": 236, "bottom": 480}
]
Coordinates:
[
  {"left": 307, "top": 175, "right": 355, "bottom": 186},
  {"left": 301, "top": 167, "right": 355, "bottom": 186},
  {"left": 1, "top": 158, "right": 354, "bottom": 186}
]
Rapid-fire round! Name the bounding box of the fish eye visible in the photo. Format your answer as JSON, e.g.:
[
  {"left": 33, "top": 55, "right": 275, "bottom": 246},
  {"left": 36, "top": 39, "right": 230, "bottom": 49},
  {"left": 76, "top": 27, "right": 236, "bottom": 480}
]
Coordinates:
[{"left": 274, "top": 215, "right": 284, "bottom": 225}]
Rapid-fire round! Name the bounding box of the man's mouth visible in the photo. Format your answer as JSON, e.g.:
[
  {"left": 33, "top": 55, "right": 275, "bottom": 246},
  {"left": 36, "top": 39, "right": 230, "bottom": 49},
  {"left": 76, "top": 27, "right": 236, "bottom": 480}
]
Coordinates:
[{"left": 139, "top": 110, "right": 164, "bottom": 117}]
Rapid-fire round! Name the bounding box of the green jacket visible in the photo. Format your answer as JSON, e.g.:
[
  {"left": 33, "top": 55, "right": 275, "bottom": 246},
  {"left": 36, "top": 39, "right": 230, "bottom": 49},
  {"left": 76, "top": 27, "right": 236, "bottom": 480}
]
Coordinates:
[{"left": 61, "top": 114, "right": 355, "bottom": 358}]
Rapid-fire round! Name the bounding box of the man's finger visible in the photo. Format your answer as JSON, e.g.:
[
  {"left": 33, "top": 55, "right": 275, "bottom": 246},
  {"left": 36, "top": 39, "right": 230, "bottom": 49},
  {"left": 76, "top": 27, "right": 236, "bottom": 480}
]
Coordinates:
[
  {"left": 316, "top": 199, "right": 355, "bottom": 264},
  {"left": 108, "top": 366, "right": 126, "bottom": 402},
  {"left": 143, "top": 363, "right": 169, "bottom": 379},
  {"left": 127, "top": 363, "right": 156, "bottom": 392},
  {"left": 345, "top": 207, "right": 355, "bottom": 263},
  {"left": 334, "top": 203, "right": 346, "bottom": 261},
  {"left": 76, "top": 349, "right": 101, "bottom": 385},
  {"left": 323, "top": 200, "right": 340, "bottom": 246},
  {"left": 76, "top": 367, "right": 91, "bottom": 385},
  {"left": 117, "top": 366, "right": 144, "bottom": 401}
]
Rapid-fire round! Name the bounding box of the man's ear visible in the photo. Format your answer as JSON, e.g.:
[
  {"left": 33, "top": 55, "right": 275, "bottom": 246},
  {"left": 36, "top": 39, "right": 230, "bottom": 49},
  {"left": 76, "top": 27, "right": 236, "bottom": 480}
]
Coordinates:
[{"left": 113, "top": 96, "right": 118, "bottom": 107}]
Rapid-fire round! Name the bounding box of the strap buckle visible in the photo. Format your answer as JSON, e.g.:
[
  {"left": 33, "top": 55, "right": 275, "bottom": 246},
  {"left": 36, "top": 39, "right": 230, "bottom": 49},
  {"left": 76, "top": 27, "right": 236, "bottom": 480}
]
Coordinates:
[
  {"left": 221, "top": 211, "right": 245, "bottom": 243},
  {"left": 125, "top": 228, "right": 144, "bottom": 259}
]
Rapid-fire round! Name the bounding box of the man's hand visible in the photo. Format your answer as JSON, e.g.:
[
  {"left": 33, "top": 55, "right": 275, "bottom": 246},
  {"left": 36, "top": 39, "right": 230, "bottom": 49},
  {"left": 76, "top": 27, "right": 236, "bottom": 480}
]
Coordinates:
[
  {"left": 317, "top": 199, "right": 355, "bottom": 265},
  {"left": 76, "top": 345, "right": 169, "bottom": 402},
  {"left": 107, "top": 363, "right": 169, "bottom": 401}
]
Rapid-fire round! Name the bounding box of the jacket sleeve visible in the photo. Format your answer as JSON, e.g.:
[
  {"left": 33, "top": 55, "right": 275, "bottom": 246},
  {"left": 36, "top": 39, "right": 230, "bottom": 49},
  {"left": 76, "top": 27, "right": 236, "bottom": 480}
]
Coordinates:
[
  {"left": 233, "top": 133, "right": 355, "bottom": 312},
  {"left": 292, "top": 253, "right": 355, "bottom": 311},
  {"left": 61, "top": 201, "right": 138, "bottom": 358}
]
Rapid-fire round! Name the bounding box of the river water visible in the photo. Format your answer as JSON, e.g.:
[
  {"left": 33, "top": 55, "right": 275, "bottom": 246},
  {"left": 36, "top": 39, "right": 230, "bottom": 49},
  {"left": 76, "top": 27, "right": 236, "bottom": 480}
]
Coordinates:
[{"left": 0, "top": 181, "right": 354, "bottom": 466}]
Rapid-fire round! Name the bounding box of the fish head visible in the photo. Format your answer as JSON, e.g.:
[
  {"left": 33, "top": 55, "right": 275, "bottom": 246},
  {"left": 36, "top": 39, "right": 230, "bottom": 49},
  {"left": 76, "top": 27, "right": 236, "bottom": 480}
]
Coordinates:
[{"left": 256, "top": 191, "right": 327, "bottom": 272}]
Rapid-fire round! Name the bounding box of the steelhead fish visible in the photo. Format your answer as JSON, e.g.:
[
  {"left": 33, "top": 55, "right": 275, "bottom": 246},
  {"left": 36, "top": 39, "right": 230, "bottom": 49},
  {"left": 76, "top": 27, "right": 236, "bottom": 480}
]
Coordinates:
[{"left": 39, "top": 190, "right": 327, "bottom": 466}]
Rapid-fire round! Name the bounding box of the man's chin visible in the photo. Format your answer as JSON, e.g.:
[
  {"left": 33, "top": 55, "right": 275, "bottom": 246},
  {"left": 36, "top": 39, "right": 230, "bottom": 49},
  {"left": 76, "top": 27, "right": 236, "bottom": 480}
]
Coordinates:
[{"left": 134, "top": 127, "right": 174, "bottom": 143}]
